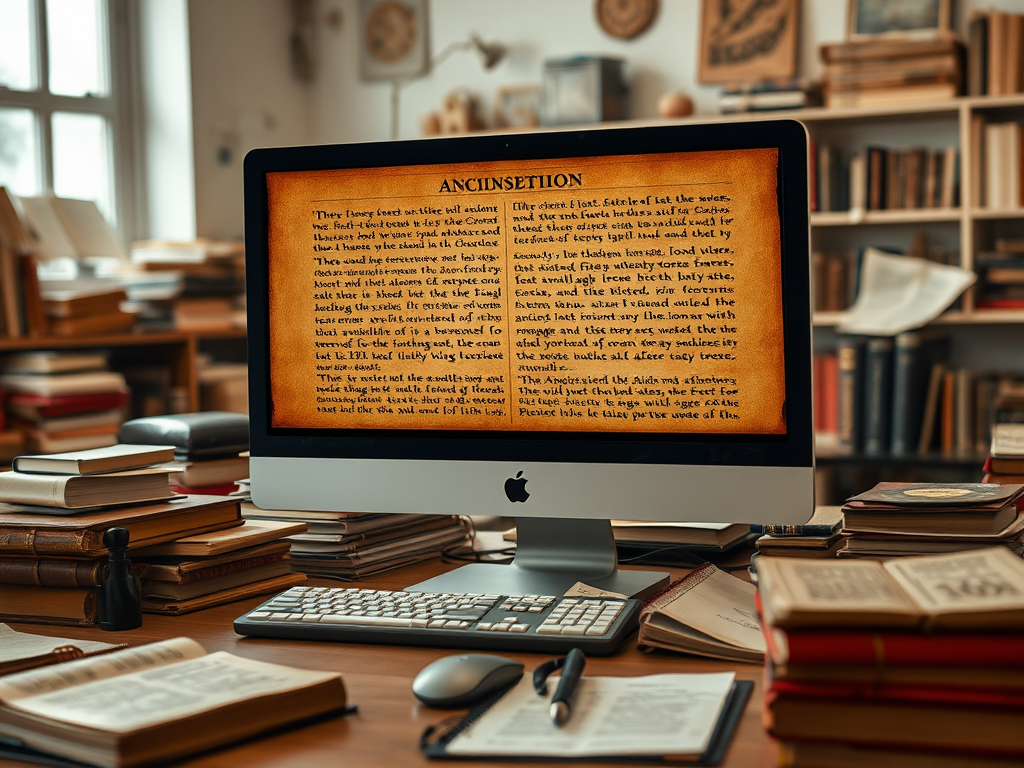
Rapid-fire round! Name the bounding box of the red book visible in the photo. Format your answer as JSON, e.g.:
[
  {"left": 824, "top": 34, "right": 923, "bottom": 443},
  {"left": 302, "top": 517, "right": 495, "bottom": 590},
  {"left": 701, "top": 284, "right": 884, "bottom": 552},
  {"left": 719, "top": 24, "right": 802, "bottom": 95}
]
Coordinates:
[
  {"left": 765, "top": 621, "right": 1024, "bottom": 667},
  {"left": 766, "top": 667, "right": 1024, "bottom": 707},
  {"left": 7, "top": 389, "right": 130, "bottom": 419}
]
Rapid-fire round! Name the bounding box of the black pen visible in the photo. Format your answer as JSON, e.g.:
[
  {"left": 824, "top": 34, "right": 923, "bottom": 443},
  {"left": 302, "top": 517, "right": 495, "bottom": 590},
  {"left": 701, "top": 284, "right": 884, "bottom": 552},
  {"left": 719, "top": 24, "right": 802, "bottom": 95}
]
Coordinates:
[{"left": 549, "top": 647, "right": 585, "bottom": 726}]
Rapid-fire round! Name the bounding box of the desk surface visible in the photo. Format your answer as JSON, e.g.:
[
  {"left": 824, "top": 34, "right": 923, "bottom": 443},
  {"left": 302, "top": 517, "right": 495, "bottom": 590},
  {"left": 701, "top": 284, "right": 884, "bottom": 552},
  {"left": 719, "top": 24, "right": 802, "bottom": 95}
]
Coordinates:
[{"left": 4, "top": 560, "right": 778, "bottom": 768}]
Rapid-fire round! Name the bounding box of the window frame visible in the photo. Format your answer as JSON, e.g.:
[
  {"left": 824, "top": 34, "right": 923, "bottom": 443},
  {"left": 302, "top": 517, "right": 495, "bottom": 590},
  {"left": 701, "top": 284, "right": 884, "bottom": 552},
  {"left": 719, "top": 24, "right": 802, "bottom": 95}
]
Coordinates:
[{"left": 0, "top": 0, "right": 140, "bottom": 241}]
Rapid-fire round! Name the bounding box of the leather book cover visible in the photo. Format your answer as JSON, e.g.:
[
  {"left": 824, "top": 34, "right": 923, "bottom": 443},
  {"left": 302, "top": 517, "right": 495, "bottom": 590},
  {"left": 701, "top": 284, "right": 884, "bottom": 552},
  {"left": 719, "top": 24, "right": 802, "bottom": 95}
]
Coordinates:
[
  {"left": 142, "top": 543, "right": 291, "bottom": 584},
  {"left": 130, "top": 518, "right": 306, "bottom": 557},
  {"left": 0, "top": 495, "right": 242, "bottom": 557},
  {"left": 0, "top": 584, "right": 99, "bottom": 626},
  {"left": 141, "top": 572, "right": 305, "bottom": 614},
  {"left": 0, "top": 556, "right": 106, "bottom": 587},
  {"left": 118, "top": 411, "right": 249, "bottom": 459}
]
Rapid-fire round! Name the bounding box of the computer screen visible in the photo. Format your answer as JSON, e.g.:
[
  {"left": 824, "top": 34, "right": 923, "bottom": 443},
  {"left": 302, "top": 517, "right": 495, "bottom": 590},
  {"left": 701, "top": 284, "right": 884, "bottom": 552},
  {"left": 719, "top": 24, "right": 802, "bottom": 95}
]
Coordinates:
[{"left": 244, "top": 120, "right": 813, "bottom": 598}]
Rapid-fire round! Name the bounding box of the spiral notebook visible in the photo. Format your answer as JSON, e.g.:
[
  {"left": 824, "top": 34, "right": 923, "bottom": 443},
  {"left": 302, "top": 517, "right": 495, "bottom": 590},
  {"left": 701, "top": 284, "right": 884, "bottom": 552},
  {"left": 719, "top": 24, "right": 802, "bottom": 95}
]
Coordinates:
[{"left": 420, "top": 672, "right": 752, "bottom": 764}]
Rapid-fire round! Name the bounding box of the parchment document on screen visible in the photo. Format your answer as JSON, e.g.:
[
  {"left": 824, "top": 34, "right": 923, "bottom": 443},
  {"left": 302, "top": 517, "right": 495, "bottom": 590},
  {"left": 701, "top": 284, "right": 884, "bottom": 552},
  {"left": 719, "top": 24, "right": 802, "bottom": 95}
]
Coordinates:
[{"left": 266, "top": 148, "right": 786, "bottom": 435}]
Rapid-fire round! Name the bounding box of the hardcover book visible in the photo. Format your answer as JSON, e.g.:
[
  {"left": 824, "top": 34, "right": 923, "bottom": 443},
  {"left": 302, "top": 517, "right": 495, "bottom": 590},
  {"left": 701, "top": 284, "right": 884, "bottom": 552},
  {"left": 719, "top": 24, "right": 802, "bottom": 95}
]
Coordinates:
[
  {"left": 0, "top": 495, "right": 243, "bottom": 557},
  {"left": 12, "top": 444, "right": 176, "bottom": 475},
  {"left": 0, "top": 468, "right": 175, "bottom": 509},
  {"left": 757, "top": 548, "right": 1024, "bottom": 631}
]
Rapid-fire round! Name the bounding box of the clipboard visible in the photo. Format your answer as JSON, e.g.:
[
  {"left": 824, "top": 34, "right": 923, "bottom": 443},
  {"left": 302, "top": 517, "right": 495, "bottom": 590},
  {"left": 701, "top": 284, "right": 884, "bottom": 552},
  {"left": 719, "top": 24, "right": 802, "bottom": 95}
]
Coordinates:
[{"left": 420, "top": 678, "right": 753, "bottom": 764}]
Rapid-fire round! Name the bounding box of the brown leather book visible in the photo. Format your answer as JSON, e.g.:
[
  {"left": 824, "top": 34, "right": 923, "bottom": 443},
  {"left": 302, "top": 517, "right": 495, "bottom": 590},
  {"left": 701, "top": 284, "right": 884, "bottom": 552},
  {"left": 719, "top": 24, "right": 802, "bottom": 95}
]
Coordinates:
[
  {"left": 141, "top": 572, "right": 305, "bottom": 615},
  {"left": 46, "top": 309, "right": 136, "bottom": 338},
  {"left": 0, "top": 585, "right": 99, "bottom": 626},
  {"left": 0, "top": 495, "right": 242, "bottom": 558},
  {"left": 0, "top": 556, "right": 147, "bottom": 587},
  {"left": 0, "top": 556, "right": 106, "bottom": 587},
  {"left": 142, "top": 541, "right": 291, "bottom": 584}
]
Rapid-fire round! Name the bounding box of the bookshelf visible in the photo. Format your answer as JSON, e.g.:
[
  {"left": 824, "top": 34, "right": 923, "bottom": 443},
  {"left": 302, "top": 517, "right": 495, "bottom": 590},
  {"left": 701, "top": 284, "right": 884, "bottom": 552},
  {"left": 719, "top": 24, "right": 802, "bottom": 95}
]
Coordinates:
[
  {"left": 639, "top": 96, "right": 1024, "bottom": 501},
  {"left": 0, "top": 329, "right": 246, "bottom": 416}
]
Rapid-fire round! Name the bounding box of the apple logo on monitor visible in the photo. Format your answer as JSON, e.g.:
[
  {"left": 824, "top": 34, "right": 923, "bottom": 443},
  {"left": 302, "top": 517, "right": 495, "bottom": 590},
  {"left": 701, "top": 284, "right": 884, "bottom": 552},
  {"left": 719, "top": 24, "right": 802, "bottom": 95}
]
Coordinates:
[{"left": 504, "top": 471, "right": 530, "bottom": 503}]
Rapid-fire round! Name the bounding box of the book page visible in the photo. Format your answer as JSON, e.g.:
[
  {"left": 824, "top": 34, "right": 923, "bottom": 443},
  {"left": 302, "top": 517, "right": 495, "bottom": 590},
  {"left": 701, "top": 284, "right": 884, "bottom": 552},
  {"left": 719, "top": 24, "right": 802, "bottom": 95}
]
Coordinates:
[
  {"left": 758, "top": 559, "right": 919, "bottom": 619},
  {"left": 0, "top": 650, "right": 341, "bottom": 734},
  {"left": 266, "top": 148, "right": 785, "bottom": 435},
  {"left": 651, "top": 568, "right": 765, "bottom": 652},
  {"left": 0, "top": 625, "right": 119, "bottom": 667},
  {"left": 884, "top": 548, "right": 1024, "bottom": 616},
  {"left": 446, "top": 673, "right": 734, "bottom": 758},
  {"left": 0, "top": 638, "right": 204, "bottom": 703}
]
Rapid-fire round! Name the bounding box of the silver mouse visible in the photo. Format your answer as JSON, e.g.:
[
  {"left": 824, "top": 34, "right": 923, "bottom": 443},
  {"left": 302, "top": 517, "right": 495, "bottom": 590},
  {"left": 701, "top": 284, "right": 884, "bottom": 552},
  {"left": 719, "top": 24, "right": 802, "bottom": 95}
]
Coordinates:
[{"left": 412, "top": 653, "right": 524, "bottom": 708}]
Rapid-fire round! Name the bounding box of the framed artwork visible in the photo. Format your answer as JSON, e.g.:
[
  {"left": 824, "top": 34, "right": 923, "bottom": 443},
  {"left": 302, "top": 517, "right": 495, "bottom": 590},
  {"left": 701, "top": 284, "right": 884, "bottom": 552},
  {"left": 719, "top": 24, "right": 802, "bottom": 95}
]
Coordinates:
[
  {"left": 698, "top": 0, "right": 799, "bottom": 85},
  {"left": 493, "top": 85, "right": 541, "bottom": 129},
  {"left": 358, "top": 0, "right": 429, "bottom": 81},
  {"left": 848, "top": 0, "right": 952, "bottom": 38}
]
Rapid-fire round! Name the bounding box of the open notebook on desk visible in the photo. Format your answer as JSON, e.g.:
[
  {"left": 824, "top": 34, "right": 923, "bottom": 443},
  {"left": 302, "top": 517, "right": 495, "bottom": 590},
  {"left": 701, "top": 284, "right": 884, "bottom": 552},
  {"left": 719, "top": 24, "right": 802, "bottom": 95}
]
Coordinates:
[{"left": 421, "top": 672, "right": 752, "bottom": 763}]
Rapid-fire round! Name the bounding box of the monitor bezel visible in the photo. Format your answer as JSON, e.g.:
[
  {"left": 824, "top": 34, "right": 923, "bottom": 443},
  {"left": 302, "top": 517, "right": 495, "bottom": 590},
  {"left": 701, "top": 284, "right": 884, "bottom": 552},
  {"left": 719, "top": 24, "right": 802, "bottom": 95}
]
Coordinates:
[{"left": 244, "top": 120, "right": 813, "bottom": 471}]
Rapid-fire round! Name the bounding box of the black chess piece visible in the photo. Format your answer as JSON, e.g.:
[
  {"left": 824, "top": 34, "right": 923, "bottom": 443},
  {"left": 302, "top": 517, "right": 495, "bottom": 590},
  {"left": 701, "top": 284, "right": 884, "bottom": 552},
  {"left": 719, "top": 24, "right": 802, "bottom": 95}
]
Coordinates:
[{"left": 99, "top": 527, "right": 143, "bottom": 631}]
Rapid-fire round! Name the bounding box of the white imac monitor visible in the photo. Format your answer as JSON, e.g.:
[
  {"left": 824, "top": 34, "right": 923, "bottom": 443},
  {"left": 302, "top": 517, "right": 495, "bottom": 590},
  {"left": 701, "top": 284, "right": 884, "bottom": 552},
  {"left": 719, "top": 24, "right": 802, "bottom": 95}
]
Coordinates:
[{"left": 243, "top": 120, "right": 814, "bottom": 599}]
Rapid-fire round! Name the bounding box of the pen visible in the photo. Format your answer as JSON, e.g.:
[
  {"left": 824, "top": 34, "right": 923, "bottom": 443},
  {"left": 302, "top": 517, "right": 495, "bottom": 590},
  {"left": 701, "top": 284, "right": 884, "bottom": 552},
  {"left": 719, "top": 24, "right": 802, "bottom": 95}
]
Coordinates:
[{"left": 549, "top": 647, "right": 585, "bottom": 727}]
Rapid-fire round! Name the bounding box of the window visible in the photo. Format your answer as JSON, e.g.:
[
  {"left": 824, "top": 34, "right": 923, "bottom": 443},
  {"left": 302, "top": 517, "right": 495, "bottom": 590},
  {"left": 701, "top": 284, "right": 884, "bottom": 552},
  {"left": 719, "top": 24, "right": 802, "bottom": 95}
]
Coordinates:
[{"left": 0, "top": 0, "right": 134, "bottom": 232}]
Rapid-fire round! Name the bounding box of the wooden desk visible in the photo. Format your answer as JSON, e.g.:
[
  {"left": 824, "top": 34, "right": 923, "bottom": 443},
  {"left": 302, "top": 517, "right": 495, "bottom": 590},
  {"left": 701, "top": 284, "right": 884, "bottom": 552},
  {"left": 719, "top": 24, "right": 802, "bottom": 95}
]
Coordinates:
[{"left": 4, "top": 561, "right": 778, "bottom": 767}]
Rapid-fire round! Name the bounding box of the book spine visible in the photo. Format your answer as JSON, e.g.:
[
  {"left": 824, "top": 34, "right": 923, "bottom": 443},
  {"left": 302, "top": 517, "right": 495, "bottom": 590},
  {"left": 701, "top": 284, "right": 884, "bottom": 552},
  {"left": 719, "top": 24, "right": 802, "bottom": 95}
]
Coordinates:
[
  {"left": 836, "top": 336, "right": 864, "bottom": 454},
  {"left": 861, "top": 337, "right": 893, "bottom": 455},
  {"left": 0, "top": 528, "right": 99, "bottom": 556},
  {"left": 890, "top": 332, "right": 923, "bottom": 455},
  {"left": 778, "top": 629, "right": 1024, "bottom": 666},
  {"left": 0, "top": 557, "right": 106, "bottom": 587},
  {"left": 171, "top": 552, "right": 288, "bottom": 585}
]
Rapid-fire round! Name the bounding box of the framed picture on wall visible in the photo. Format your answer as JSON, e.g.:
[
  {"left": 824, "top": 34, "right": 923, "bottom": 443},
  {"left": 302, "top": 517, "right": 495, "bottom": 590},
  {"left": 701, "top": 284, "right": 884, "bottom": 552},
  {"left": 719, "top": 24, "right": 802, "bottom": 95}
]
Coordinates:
[
  {"left": 698, "top": 0, "right": 799, "bottom": 84},
  {"left": 358, "top": 0, "right": 430, "bottom": 81},
  {"left": 848, "top": 0, "right": 953, "bottom": 39}
]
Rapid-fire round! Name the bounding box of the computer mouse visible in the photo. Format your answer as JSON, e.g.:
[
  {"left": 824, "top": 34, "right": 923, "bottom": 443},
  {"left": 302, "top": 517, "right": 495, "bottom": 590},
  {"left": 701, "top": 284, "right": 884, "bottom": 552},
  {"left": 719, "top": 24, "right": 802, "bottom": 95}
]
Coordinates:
[{"left": 412, "top": 653, "right": 524, "bottom": 708}]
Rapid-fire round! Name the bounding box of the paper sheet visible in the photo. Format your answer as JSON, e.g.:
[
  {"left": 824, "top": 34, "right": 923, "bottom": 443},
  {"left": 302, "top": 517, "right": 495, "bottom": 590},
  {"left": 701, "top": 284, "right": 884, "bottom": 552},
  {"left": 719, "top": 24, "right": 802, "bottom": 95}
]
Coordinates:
[
  {"left": 445, "top": 672, "right": 735, "bottom": 758},
  {"left": 836, "top": 248, "right": 975, "bottom": 336}
]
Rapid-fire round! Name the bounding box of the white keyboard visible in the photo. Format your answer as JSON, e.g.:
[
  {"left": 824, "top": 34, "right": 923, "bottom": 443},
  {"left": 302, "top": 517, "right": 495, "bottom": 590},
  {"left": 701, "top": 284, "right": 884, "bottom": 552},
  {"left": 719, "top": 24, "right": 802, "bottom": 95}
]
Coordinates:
[{"left": 234, "top": 586, "right": 642, "bottom": 654}]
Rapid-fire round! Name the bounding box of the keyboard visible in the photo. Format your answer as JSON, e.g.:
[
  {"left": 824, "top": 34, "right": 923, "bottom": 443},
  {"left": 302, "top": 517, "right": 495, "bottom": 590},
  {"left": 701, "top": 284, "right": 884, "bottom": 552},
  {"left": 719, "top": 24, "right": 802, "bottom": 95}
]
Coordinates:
[{"left": 234, "top": 586, "right": 642, "bottom": 655}]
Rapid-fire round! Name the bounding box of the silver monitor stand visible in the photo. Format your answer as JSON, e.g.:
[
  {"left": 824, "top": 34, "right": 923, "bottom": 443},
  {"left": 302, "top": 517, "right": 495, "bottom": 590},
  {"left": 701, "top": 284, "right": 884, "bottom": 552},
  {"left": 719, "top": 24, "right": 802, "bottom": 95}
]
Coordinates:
[{"left": 407, "top": 517, "right": 669, "bottom": 600}]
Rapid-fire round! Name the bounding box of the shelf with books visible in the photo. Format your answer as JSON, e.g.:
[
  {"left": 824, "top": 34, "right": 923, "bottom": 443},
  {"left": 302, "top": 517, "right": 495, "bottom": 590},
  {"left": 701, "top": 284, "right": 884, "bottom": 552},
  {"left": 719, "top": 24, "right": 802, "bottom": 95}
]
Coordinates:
[
  {"left": 810, "top": 209, "right": 962, "bottom": 226},
  {"left": 0, "top": 332, "right": 204, "bottom": 415}
]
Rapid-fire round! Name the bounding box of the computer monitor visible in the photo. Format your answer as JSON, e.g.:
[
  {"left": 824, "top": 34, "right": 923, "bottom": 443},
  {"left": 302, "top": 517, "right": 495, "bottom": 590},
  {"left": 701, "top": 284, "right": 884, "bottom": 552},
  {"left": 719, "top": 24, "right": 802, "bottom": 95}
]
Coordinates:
[{"left": 244, "top": 120, "right": 814, "bottom": 600}]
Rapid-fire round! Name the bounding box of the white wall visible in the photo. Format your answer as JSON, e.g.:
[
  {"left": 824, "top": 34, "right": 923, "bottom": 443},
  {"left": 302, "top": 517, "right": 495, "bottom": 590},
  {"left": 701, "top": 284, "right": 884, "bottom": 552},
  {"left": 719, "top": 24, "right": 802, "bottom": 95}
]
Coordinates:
[
  {"left": 187, "top": 0, "right": 313, "bottom": 239},
  {"left": 139, "top": 0, "right": 195, "bottom": 240},
  {"left": 180, "top": 0, "right": 1024, "bottom": 235}
]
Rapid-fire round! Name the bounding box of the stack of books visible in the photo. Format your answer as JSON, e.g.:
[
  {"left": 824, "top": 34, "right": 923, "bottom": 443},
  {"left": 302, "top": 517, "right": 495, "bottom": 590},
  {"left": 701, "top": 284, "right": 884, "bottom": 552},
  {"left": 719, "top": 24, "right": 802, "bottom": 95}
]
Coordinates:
[
  {"left": 119, "top": 411, "right": 250, "bottom": 494},
  {"left": 754, "top": 506, "right": 844, "bottom": 559},
  {"left": 717, "top": 78, "right": 822, "bottom": 114},
  {"left": 759, "top": 549, "right": 1024, "bottom": 767},
  {"left": 611, "top": 521, "right": 756, "bottom": 567},
  {"left": 975, "top": 239, "right": 1024, "bottom": 310},
  {"left": 130, "top": 517, "right": 306, "bottom": 615},
  {"left": 38, "top": 285, "right": 135, "bottom": 338},
  {"left": 0, "top": 352, "right": 130, "bottom": 454},
  {"left": 168, "top": 454, "right": 250, "bottom": 495},
  {"left": 838, "top": 482, "right": 1024, "bottom": 558},
  {"left": 984, "top": 423, "right": 1024, "bottom": 484},
  {"left": 240, "top": 503, "right": 469, "bottom": 580},
  {"left": 129, "top": 239, "right": 246, "bottom": 332},
  {"left": 819, "top": 37, "right": 964, "bottom": 108},
  {"left": 0, "top": 444, "right": 248, "bottom": 626}
]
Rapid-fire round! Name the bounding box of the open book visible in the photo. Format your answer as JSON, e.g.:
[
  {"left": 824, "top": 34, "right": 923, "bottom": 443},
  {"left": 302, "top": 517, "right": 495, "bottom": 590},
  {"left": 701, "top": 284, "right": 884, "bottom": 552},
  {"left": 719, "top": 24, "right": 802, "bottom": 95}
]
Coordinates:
[
  {"left": 0, "top": 624, "right": 122, "bottom": 675},
  {"left": 757, "top": 547, "right": 1024, "bottom": 630},
  {"left": 637, "top": 563, "right": 766, "bottom": 662},
  {"left": 0, "top": 637, "right": 347, "bottom": 768}
]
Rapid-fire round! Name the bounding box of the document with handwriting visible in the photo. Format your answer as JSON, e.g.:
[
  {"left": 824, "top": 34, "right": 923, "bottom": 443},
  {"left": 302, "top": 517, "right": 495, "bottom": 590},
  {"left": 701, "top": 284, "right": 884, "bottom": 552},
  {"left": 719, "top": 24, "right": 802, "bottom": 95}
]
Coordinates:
[{"left": 446, "top": 672, "right": 735, "bottom": 758}]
